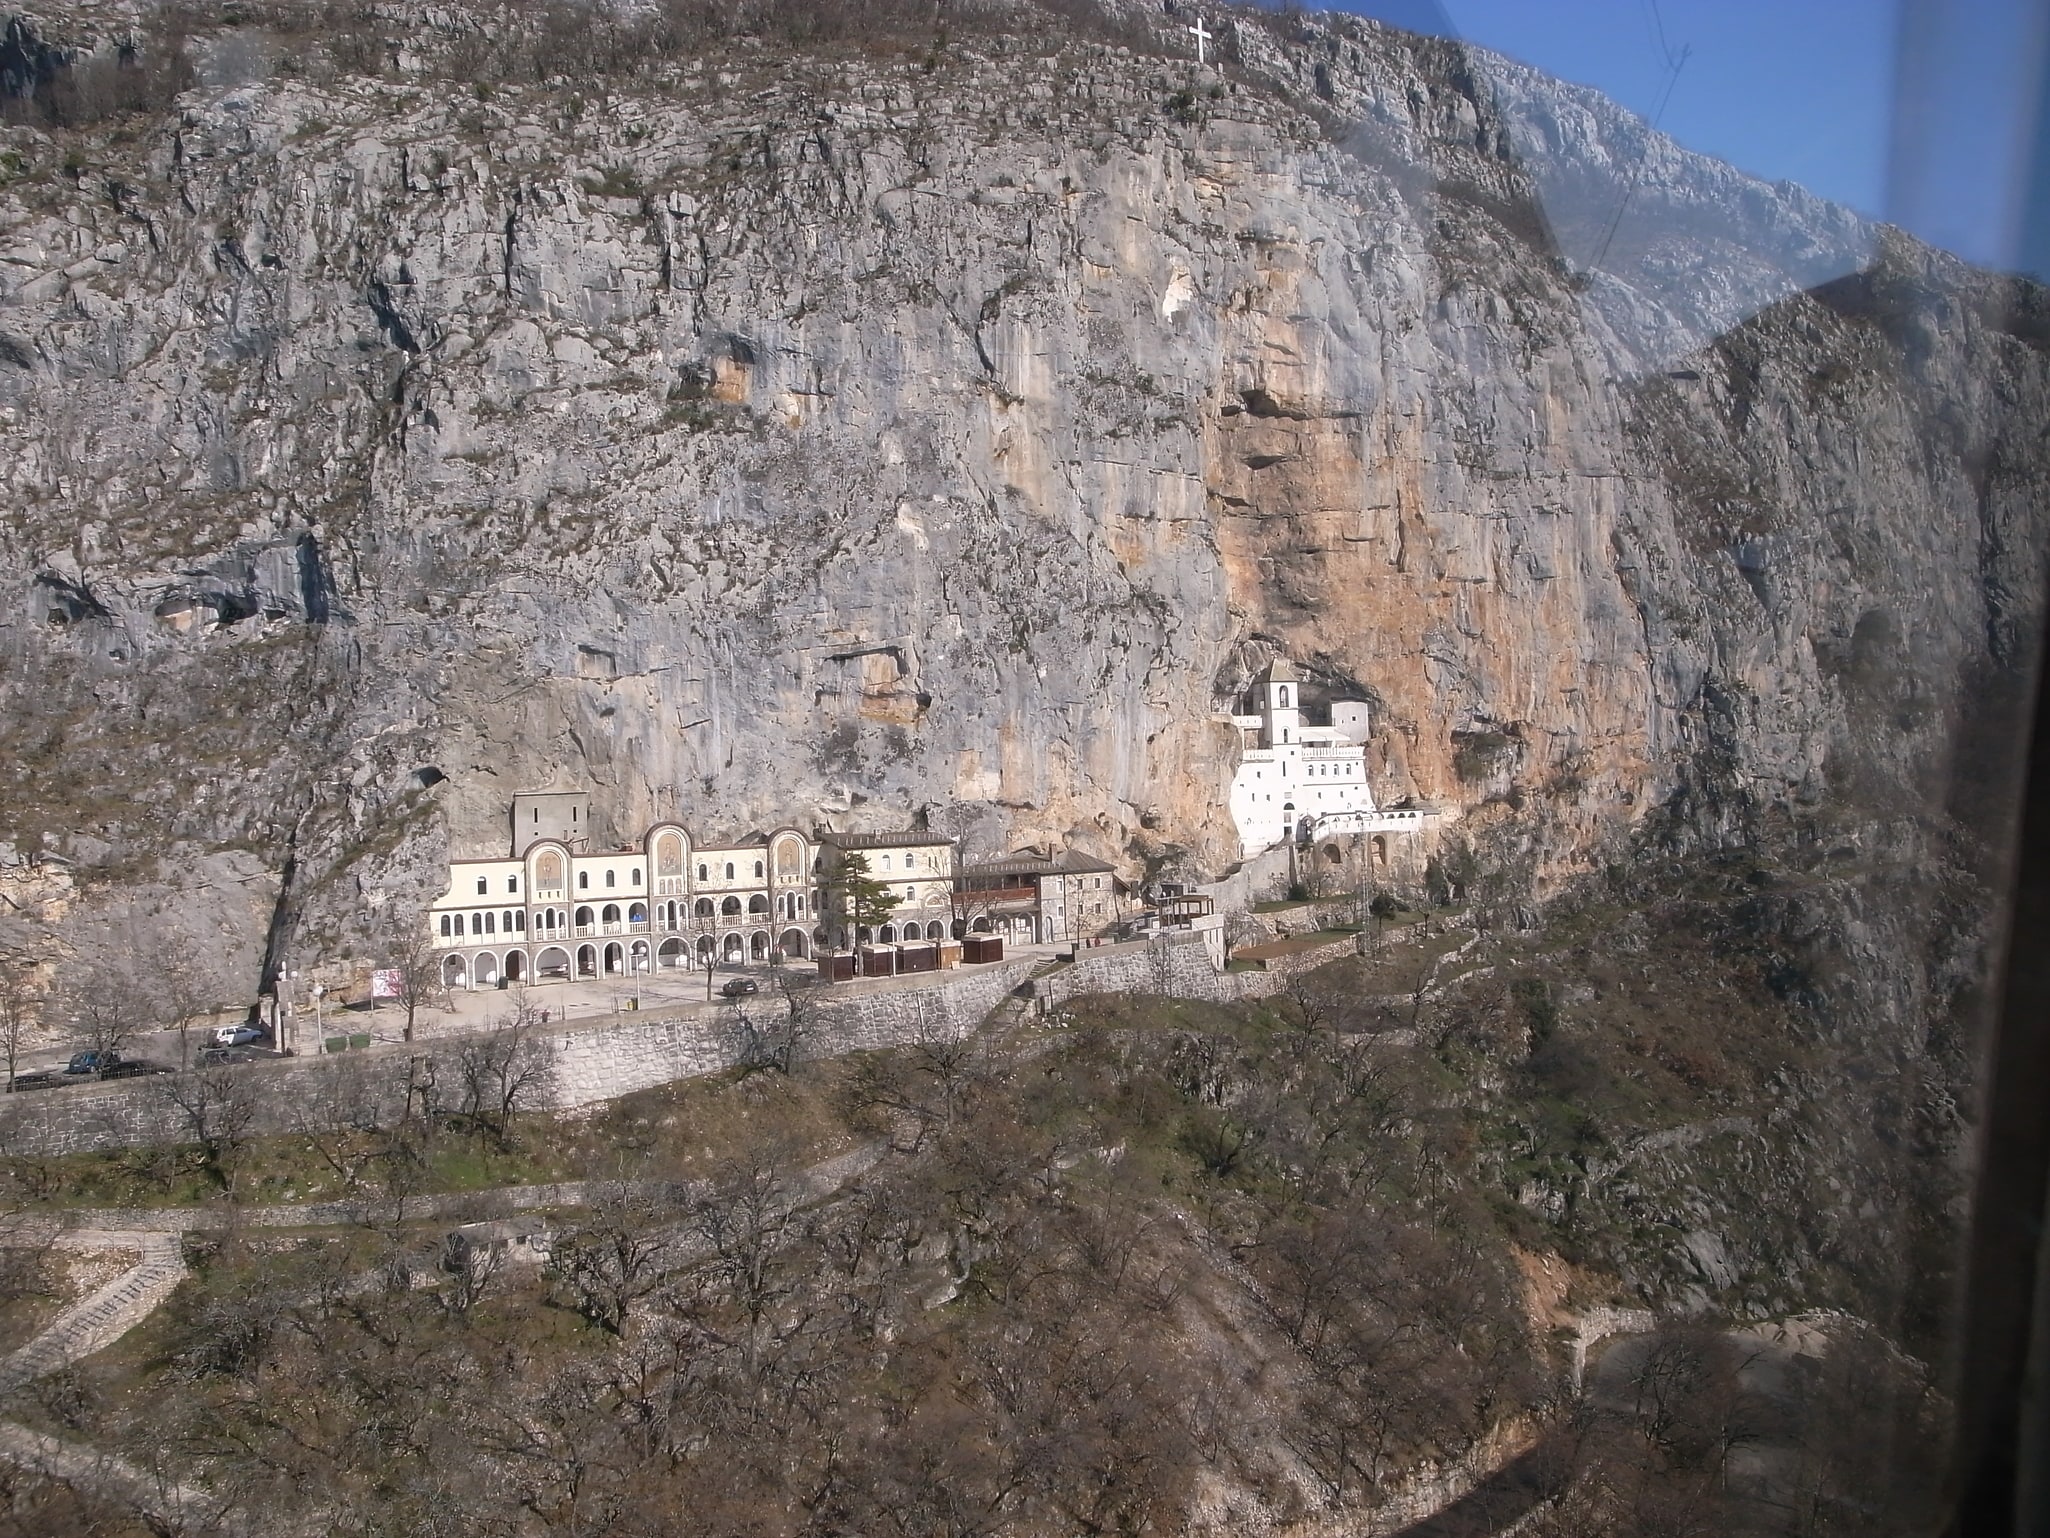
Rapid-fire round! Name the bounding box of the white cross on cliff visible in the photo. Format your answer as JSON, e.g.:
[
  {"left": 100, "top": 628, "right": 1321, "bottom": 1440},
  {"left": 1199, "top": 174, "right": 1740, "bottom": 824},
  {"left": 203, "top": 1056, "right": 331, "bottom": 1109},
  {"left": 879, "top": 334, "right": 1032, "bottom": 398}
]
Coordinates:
[{"left": 1188, "top": 16, "right": 1212, "bottom": 65}]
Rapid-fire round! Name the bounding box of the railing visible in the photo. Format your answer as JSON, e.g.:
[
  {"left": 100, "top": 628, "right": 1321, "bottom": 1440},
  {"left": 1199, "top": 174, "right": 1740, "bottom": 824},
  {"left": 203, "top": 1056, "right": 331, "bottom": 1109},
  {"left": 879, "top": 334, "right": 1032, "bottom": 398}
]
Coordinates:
[{"left": 956, "top": 885, "right": 1036, "bottom": 905}]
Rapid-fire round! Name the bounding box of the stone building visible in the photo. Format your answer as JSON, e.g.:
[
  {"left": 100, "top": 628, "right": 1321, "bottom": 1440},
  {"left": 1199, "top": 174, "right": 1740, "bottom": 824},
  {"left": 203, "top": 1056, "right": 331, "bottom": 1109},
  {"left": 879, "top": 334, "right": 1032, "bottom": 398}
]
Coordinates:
[
  {"left": 429, "top": 805, "right": 825, "bottom": 988},
  {"left": 428, "top": 805, "right": 973, "bottom": 987},
  {"left": 814, "top": 830, "right": 957, "bottom": 949},
  {"left": 1223, "top": 660, "right": 1430, "bottom": 859},
  {"left": 953, "top": 847, "right": 1130, "bottom": 944}
]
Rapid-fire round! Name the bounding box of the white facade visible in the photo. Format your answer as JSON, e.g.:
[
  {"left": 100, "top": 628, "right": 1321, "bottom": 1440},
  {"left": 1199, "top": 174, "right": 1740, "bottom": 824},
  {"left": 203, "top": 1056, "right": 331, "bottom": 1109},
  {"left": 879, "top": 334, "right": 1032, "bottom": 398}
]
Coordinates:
[
  {"left": 1223, "top": 661, "right": 1413, "bottom": 859},
  {"left": 818, "top": 831, "right": 958, "bottom": 947},
  {"left": 428, "top": 817, "right": 824, "bottom": 988}
]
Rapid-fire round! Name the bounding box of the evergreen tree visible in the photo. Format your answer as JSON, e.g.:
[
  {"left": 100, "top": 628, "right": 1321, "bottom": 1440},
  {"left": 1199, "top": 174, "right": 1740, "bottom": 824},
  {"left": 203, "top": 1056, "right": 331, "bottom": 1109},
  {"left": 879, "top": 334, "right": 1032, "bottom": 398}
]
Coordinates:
[{"left": 832, "top": 852, "right": 900, "bottom": 941}]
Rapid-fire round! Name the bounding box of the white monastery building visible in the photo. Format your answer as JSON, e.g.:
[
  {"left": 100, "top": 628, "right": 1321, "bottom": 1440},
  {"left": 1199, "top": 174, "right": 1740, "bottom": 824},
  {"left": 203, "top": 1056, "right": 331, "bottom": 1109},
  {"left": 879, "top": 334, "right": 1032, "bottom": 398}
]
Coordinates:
[
  {"left": 427, "top": 794, "right": 964, "bottom": 989},
  {"left": 1224, "top": 660, "right": 1431, "bottom": 859}
]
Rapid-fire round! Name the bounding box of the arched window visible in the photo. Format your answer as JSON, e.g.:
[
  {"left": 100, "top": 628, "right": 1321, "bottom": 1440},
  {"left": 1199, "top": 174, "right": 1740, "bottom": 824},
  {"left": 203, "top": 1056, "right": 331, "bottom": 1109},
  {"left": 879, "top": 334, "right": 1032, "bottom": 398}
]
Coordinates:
[
  {"left": 578, "top": 871, "right": 589, "bottom": 890},
  {"left": 698, "top": 863, "right": 708, "bottom": 880},
  {"left": 725, "top": 862, "right": 735, "bottom": 880},
  {"left": 602, "top": 904, "right": 621, "bottom": 923},
  {"left": 515, "top": 911, "right": 526, "bottom": 931},
  {"left": 754, "top": 859, "right": 764, "bottom": 878},
  {"left": 439, "top": 914, "right": 451, "bottom": 937},
  {"left": 905, "top": 886, "right": 916, "bottom": 901},
  {"left": 722, "top": 895, "right": 741, "bottom": 916},
  {"left": 605, "top": 870, "right": 616, "bottom": 888},
  {"left": 881, "top": 854, "right": 892, "bottom": 870},
  {"left": 695, "top": 897, "right": 714, "bottom": 918},
  {"left": 508, "top": 875, "right": 519, "bottom": 893},
  {"left": 476, "top": 877, "right": 488, "bottom": 895},
  {"left": 749, "top": 894, "right": 769, "bottom": 914},
  {"left": 575, "top": 906, "right": 594, "bottom": 927},
  {"left": 503, "top": 909, "right": 516, "bottom": 930},
  {"left": 629, "top": 903, "right": 647, "bottom": 923},
  {"left": 631, "top": 868, "right": 641, "bottom": 885},
  {"left": 453, "top": 913, "right": 465, "bottom": 936}
]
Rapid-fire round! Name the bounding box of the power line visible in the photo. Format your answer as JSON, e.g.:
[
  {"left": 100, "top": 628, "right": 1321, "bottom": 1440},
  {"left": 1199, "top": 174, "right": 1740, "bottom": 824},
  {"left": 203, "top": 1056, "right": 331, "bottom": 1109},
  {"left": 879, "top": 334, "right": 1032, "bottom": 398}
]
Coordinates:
[
  {"left": 1591, "top": 36, "right": 1692, "bottom": 273},
  {"left": 1641, "top": 0, "right": 1682, "bottom": 73}
]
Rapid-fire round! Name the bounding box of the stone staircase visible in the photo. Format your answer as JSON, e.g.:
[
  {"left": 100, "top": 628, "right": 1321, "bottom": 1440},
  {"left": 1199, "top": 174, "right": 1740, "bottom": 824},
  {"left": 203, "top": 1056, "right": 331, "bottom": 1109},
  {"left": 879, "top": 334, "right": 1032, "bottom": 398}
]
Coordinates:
[{"left": 0, "top": 1231, "right": 187, "bottom": 1396}]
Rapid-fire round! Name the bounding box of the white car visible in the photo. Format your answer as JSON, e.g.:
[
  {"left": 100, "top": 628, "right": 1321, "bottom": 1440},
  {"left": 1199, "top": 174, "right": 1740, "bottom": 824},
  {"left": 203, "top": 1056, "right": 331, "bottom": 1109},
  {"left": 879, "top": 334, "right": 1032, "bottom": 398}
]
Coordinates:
[{"left": 212, "top": 1024, "right": 268, "bottom": 1047}]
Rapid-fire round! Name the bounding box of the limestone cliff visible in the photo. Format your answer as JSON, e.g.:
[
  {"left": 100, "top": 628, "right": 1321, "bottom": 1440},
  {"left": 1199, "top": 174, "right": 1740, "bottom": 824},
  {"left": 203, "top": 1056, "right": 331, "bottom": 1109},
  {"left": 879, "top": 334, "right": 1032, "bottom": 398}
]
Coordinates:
[{"left": 0, "top": 1, "right": 2042, "bottom": 995}]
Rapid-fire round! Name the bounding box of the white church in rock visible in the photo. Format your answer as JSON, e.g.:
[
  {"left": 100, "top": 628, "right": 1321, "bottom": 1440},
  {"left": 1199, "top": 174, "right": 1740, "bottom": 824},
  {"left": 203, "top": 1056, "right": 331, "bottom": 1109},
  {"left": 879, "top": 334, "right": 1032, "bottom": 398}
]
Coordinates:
[{"left": 1224, "top": 660, "right": 1430, "bottom": 859}]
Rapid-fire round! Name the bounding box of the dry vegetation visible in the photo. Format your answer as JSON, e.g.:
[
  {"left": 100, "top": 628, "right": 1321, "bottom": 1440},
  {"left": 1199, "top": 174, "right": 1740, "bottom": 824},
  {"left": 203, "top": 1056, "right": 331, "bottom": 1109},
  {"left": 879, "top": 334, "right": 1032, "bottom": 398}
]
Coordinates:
[
  {"left": 0, "top": 0, "right": 1204, "bottom": 137},
  {"left": 0, "top": 851, "right": 1962, "bottom": 1536}
]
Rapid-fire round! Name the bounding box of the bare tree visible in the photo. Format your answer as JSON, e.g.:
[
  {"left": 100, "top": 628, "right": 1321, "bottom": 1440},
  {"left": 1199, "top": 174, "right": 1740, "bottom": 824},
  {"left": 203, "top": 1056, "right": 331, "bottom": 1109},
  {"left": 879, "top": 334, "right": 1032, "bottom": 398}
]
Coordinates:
[
  {"left": 384, "top": 922, "right": 446, "bottom": 1044},
  {"left": 303, "top": 1055, "right": 385, "bottom": 1190},
  {"left": 159, "top": 1065, "right": 259, "bottom": 1193},
  {"left": 0, "top": 954, "right": 43, "bottom": 1090},
  {"left": 454, "top": 995, "right": 554, "bottom": 1147},
  {"left": 62, "top": 951, "right": 155, "bottom": 1059},
  {"left": 684, "top": 1146, "right": 798, "bottom": 1378},
  {"left": 736, "top": 970, "right": 826, "bottom": 1076},
  {"left": 439, "top": 1228, "right": 510, "bottom": 1318},
  {"left": 1284, "top": 973, "right": 1333, "bottom": 1032},
  {"left": 1150, "top": 933, "right": 1178, "bottom": 999},
  {"left": 840, "top": 1020, "right": 983, "bottom": 1151},
  {"left": 155, "top": 942, "right": 230, "bottom": 1070},
  {"left": 1223, "top": 910, "right": 1266, "bottom": 959},
  {"left": 548, "top": 1180, "right": 675, "bottom": 1336}
]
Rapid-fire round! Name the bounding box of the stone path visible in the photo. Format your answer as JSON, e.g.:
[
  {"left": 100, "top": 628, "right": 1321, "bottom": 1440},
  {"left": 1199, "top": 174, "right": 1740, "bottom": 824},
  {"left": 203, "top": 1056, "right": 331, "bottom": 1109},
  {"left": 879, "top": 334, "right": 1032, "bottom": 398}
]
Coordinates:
[
  {"left": 0, "top": 1142, "right": 890, "bottom": 1528},
  {"left": 0, "top": 1230, "right": 186, "bottom": 1395},
  {"left": 0, "top": 1226, "right": 226, "bottom": 1532},
  {"left": 0, "top": 1420, "right": 223, "bottom": 1532}
]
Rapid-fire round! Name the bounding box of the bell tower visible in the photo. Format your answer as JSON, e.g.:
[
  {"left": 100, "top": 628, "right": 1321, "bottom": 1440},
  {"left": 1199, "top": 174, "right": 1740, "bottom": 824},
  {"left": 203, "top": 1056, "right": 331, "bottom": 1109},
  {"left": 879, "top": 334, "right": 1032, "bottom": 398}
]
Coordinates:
[{"left": 1262, "top": 659, "right": 1302, "bottom": 747}]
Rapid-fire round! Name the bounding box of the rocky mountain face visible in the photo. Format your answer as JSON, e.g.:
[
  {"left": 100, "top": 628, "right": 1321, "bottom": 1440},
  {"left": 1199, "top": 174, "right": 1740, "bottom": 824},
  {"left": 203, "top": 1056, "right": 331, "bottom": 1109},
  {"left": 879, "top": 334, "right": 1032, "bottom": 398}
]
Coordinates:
[{"left": 0, "top": 1, "right": 2041, "bottom": 1014}]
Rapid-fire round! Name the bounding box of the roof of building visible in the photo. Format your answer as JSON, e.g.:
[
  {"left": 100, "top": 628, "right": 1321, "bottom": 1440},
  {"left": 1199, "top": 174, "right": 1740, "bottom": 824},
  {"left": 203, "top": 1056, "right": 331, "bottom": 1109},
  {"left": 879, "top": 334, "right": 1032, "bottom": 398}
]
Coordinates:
[
  {"left": 1264, "top": 658, "right": 1300, "bottom": 683},
  {"left": 822, "top": 830, "right": 954, "bottom": 850},
  {"left": 692, "top": 834, "right": 771, "bottom": 852},
  {"left": 961, "top": 847, "right": 1117, "bottom": 878}
]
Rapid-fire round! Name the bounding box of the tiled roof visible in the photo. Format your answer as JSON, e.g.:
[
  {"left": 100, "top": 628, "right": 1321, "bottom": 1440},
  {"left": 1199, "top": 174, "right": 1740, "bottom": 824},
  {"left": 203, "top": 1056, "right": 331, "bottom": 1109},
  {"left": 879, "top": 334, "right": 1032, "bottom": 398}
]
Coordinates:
[
  {"left": 823, "top": 830, "right": 953, "bottom": 850},
  {"left": 961, "top": 847, "right": 1116, "bottom": 878}
]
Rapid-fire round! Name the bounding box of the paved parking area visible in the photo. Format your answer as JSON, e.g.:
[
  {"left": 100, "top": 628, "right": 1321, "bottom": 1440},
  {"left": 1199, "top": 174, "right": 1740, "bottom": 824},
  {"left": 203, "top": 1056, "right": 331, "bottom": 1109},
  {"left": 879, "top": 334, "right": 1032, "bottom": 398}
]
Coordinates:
[{"left": 13, "top": 945, "right": 1063, "bottom": 1073}]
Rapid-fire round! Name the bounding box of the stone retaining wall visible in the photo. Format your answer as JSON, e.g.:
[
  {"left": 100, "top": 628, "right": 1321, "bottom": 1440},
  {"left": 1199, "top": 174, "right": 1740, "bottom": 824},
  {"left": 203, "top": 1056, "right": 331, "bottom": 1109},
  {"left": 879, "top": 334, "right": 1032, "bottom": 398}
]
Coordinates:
[
  {"left": 1030, "top": 929, "right": 1363, "bottom": 1009},
  {"left": 0, "top": 958, "right": 1040, "bottom": 1159},
  {"left": 0, "top": 930, "right": 1386, "bottom": 1160},
  {"left": 548, "top": 958, "right": 1033, "bottom": 1108}
]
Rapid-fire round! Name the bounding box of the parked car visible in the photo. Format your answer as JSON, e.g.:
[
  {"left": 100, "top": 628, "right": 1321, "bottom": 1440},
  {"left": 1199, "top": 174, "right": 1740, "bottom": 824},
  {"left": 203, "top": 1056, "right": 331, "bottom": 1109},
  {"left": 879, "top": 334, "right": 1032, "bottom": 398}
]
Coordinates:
[
  {"left": 6, "top": 1070, "right": 67, "bottom": 1093},
  {"left": 212, "top": 1024, "right": 269, "bottom": 1047},
  {"left": 64, "top": 1050, "right": 119, "bottom": 1075},
  {"left": 719, "top": 977, "right": 760, "bottom": 998}
]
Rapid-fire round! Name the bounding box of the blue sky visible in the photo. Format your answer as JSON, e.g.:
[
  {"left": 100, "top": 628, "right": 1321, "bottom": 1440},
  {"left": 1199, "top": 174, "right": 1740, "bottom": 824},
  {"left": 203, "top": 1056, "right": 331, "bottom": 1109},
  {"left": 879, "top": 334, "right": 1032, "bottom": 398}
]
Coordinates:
[{"left": 1326, "top": 0, "right": 2050, "bottom": 275}]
